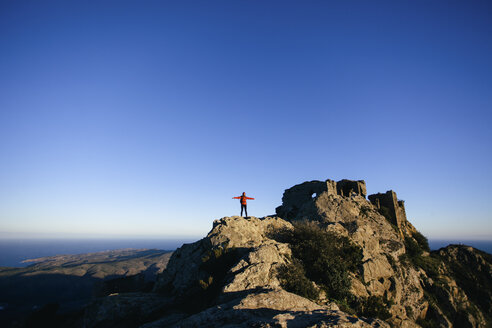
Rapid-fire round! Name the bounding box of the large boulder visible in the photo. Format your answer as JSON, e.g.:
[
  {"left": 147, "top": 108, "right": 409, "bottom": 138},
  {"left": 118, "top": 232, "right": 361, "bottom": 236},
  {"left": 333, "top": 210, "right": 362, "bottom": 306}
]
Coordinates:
[{"left": 153, "top": 216, "right": 293, "bottom": 296}]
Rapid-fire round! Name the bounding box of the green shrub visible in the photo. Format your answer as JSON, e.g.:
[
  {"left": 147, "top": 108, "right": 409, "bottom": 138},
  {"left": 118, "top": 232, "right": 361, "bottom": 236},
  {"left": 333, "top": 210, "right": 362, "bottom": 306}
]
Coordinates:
[
  {"left": 277, "top": 259, "right": 319, "bottom": 300},
  {"left": 413, "top": 230, "right": 430, "bottom": 252},
  {"left": 273, "top": 222, "right": 398, "bottom": 321},
  {"left": 352, "top": 296, "right": 392, "bottom": 320},
  {"left": 334, "top": 297, "right": 357, "bottom": 315},
  {"left": 403, "top": 230, "right": 431, "bottom": 260},
  {"left": 402, "top": 232, "right": 443, "bottom": 279},
  {"left": 414, "top": 254, "right": 441, "bottom": 278},
  {"left": 277, "top": 221, "right": 363, "bottom": 302},
  {"left": 404, "top": 236, "right": 424, "bottom": 258}
]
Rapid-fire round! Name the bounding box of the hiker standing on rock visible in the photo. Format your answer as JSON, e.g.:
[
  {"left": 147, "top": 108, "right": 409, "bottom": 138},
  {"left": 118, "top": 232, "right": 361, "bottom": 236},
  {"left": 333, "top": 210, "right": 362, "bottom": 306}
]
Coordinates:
[{"left": 233, "top": 192, "right": 255, "bottom": 217}]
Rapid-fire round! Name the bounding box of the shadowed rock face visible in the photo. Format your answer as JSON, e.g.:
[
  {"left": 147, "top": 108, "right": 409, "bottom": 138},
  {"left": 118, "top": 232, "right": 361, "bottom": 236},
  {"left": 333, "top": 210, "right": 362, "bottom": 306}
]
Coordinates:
[
  {"left": 78, "top": 179, "right": 491, "bottom": 328},
  {"left": 430, "top": 245, "right": 492, "bottom": 327}
]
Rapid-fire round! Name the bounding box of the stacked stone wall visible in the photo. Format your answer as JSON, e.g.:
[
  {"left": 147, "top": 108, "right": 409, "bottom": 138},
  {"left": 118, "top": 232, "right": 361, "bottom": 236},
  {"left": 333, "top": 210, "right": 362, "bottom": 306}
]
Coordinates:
[
  {"left": 276, "top": 180, "right": 335, "bottom": 219},
  {"left": 336, "top": 179, "right": 367, "bottom": 197},
  {"left": 368, "top": 191, "right": 407, "bottom": 228},
  {"left": 276, "top": 179, "right": 367, "bottom": 219}
]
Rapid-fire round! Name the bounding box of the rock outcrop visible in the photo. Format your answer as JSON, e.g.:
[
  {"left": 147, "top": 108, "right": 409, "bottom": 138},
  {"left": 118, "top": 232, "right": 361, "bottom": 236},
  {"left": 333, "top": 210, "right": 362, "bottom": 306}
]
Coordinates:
[
  {"left": 153, "top": 216, "right": 292, "bottom": 296},
  {"left": 150, "top": 216, "right": 389, "bottom": 327},
  {"left": 78, "top": 178, "right": 491, "bottom": 328}
]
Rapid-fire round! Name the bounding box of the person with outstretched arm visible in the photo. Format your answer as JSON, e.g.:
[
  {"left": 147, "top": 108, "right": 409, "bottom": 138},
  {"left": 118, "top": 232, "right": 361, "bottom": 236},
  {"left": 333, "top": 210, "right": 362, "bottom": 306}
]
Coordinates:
[{"left": 232, "top": 192, "right": 255, "bottom": 217}]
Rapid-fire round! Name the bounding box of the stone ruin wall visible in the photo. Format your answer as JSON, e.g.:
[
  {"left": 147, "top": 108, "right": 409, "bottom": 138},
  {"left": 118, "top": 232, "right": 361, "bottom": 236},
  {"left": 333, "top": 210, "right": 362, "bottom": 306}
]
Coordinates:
[
  {"left": 337, "top": 179, "right": 367, "bottom": 198},
  {"left": 278, "top": 178, "right": 367, "bottom": 200},
  {"left": 276, "top": 179, "right": 366, "bottom": 219},
  {"left": 276, "top": 179, "right": 407, "bottom": 229},
  {"left": 275, "top": 179, "right": 336, "bottom": 220},
  {"left": 368, "top": 190, "right": 407, "bottom": 228}
]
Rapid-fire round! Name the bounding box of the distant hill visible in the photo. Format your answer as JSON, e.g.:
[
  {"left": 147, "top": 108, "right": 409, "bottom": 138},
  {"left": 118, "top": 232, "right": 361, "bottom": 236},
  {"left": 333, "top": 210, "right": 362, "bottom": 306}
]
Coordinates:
[{"left": 0, "top": 249, "right": 172, "bottom": 327}]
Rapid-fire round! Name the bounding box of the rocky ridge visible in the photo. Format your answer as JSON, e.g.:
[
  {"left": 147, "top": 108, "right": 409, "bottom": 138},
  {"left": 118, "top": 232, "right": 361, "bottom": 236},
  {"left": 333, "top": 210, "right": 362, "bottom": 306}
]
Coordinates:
[{"left": 79, "top": 179, "right": 491, "bottom": 328}]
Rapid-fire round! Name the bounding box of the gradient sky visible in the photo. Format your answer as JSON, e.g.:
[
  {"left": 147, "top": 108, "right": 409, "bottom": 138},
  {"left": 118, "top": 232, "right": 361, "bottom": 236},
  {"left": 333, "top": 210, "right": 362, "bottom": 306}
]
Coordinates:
[{"left": 1, "top": 0, "right": 491, "bottom": 240}]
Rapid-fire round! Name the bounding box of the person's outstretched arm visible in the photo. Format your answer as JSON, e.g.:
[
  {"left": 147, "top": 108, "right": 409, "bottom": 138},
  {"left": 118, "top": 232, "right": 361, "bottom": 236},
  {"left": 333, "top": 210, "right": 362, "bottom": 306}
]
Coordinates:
[
  {"left": 245, "top": 197, "right": 255, "bottom": 200},
  {"left": 232, "top": 196, "right": 241, "bottom": 199}
]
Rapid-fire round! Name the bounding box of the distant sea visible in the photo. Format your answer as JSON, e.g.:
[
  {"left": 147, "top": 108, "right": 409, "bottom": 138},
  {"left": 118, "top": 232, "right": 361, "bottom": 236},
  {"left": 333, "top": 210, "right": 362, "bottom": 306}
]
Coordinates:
[
  {"left": 0, "top": 238, "right": 197, "bottom": 267},
  {"left": 0, "top": 238, "right": 490, "bottom": 268}
]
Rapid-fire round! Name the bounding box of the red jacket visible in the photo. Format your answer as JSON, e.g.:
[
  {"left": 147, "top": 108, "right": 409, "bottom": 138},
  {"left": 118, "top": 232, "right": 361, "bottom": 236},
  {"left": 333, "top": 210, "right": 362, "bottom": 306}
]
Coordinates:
[{"left": 233, "top": 195, "right": 254, "bottom": 205}]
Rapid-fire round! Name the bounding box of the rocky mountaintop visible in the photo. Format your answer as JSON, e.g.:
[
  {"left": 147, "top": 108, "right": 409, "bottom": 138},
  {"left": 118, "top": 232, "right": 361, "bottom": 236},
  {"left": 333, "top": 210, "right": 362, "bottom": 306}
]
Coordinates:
[{"left": 24, "top": 179, "right": 492, "bottom": 328}]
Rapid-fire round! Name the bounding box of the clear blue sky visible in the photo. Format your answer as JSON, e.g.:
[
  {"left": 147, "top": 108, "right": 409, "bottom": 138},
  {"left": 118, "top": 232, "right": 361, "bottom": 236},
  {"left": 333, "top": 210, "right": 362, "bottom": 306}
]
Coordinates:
[{"left": 1, "top": 0, "right": 491, "bottom": 240}]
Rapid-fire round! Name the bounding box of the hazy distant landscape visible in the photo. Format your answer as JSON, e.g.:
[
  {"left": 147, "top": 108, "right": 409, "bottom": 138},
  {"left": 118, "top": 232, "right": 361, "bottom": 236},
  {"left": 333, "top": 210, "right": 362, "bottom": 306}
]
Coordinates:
[
  {"left": 0, "top": 238, "right": 193, "bottom": 267},
  {"left": 1, "top": 238, "right": 491, "bottom": 268},
  {"left": 0, "top": 248, "right": 172, "bottom": 327}
]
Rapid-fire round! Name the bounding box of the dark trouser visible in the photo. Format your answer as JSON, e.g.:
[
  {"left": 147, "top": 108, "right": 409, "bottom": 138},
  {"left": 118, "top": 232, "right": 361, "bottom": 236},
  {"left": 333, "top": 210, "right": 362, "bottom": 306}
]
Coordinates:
[{"left": 241, "top": 204, "right": 247, "bottom": 217}]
